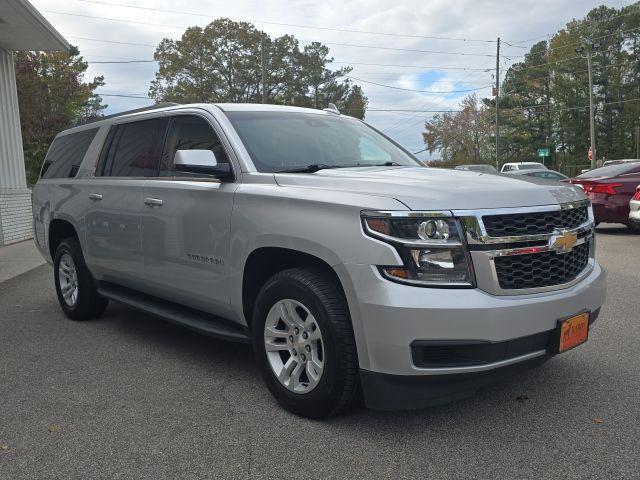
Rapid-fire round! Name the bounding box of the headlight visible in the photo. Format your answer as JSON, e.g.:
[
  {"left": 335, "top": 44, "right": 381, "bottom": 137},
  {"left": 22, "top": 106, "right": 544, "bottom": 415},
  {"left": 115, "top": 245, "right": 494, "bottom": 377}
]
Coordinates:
[{"left": 362, "top": 211, "right": 475, "bottom": 287}]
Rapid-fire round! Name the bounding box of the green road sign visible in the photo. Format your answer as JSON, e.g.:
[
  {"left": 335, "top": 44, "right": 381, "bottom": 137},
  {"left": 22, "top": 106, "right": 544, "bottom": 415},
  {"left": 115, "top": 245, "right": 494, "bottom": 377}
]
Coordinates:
[{"left": 537, "top": 148, "right": 550, "bottom": 157}]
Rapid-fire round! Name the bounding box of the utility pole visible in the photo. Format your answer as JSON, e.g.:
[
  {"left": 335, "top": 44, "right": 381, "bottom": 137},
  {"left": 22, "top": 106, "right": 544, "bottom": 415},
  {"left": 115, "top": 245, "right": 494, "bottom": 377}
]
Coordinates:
[
  {"left": 495, "top": 37, "right": 500, "bottom": 170},
  {"left": 587, "top": 49, "right": 596, "bottom": 170},
  {"left": 260, "top": 39, "right": 267, "bottom": 104},
  {"left": 636, "top": 125, "right": 639, "bottom": 159},
  {"left": 577, "top": 43, "right": 597, "bottom": 170}
]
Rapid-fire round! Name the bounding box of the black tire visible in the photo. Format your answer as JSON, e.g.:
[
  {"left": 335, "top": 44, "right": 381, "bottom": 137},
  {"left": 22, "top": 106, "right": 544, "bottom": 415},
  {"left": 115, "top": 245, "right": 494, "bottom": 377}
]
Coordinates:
[
  {"left": 53, "top": 237, "right": 108, "bottom": 321},
  {"left": 252, "top": 268, "right": 360, "bottom": 418},
  {"left": 627, "top": 222, "right": 640, "bottom": 234}
]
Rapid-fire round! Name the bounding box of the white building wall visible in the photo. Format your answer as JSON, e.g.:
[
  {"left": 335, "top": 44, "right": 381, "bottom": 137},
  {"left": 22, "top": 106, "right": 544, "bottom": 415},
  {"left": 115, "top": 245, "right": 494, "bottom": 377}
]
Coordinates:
[{"left": 0, "top": 46, "right": 32, "bottom": 246}]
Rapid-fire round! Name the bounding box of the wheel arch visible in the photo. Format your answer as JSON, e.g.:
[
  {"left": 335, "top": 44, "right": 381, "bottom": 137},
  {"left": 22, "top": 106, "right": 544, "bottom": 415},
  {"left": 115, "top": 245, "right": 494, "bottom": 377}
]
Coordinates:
[
  {"left": 241, "top": 247, "right": 348, "bottom": 330},
  {"left": 48, "top": 218, "right": 79, "bottom": 260}
]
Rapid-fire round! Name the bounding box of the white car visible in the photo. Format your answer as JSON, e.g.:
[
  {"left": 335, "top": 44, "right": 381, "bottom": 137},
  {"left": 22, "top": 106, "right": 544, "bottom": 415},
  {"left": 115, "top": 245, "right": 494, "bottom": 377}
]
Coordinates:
[{"left": 501, "top": 162, "right": 548, "bottom": 173}]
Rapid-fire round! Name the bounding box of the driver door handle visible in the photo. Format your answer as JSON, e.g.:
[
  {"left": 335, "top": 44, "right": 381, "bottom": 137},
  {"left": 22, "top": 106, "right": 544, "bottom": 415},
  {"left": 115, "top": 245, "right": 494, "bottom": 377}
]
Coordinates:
[{"left": 88, "top": 193, "right": 103, "bottom": 201}]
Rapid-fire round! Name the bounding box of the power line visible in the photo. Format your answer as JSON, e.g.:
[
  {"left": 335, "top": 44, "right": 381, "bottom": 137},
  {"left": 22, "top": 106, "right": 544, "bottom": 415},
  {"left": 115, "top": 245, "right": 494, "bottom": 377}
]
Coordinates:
[
  {"left": 499, "top": 96, "right": 640, "bottom": 116},
  {"left": 50, "top": 11, "right": 497, "bottom": 57},
  {"left": 345, "top": 76, "right": 493, "bottom": 94},
  {"left": 67, "top": 36, "right": 156, "bottom": 47},
  {"left": 334, "top": 61, "right": 492, "bottom": 72},
  {"left": 96, "top": 93, "right": 153, "bottom": 99},
  {"left": 89, "top": 59, "right": 157, "bottom": 64},
  {"left": 79, "top": 55, "right": 494, "bottom": 73},
  {"left": 75, "top": 0, "right": 497, "bottom": 43},
  {"left": 382, "top": 57, "right": 497, "bottom": 135},
  {"left": 506, "top": 4, "right": 640, "bottom": 45},
  {"left": 369, "top": 108, "right": 460, "bottom": 113}
]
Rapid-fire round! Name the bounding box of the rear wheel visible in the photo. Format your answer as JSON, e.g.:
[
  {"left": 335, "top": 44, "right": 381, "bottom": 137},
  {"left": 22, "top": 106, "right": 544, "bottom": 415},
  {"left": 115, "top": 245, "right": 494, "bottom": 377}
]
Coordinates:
[
  {"left": 252, "top": 268, "right": 360, "bottom": 418},
  {"left": 53, "top": 237, "right": 108, "bottom": 320}
]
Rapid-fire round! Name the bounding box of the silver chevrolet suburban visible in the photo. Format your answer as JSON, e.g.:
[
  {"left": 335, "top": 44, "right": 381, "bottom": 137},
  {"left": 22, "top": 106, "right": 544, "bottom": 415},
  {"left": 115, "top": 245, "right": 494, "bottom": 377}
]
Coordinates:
[{"left": 32, "top": 103, "right": 606, "bottom": 418}]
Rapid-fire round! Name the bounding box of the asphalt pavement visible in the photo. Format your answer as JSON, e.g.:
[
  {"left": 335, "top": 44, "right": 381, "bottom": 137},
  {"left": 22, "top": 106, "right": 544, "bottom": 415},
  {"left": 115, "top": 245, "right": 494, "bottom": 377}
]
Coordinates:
[{"left": 1, "top": 225, "right": 639, "bottom": 479}]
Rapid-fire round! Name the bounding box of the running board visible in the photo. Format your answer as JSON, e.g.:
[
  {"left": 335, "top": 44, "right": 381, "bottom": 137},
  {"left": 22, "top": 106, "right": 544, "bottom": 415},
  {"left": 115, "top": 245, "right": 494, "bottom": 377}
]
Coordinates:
[{"left": 97, "top": 282, "right": 250, "bottom": 343}]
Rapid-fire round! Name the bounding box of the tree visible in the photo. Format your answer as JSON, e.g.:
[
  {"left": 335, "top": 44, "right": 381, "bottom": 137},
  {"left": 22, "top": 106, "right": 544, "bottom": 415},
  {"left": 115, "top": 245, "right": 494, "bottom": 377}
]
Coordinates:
[
  {"left": 493, "top": 2, "right": 640, "bottom": 173},
  {"left": 422, "top": 94, "right": 492, "bottom": 164},
  {"left": 149, "top": 19, "right": 367, "bottom": 118},
  {"left": 421, "top": 3, "right": 640, "bottom": 172},
  {"left": 344, "top": 85, "right": 368, "bottom": 119},
  {"left": 15, "top": 46, "right": 106, "bottom": 184}
]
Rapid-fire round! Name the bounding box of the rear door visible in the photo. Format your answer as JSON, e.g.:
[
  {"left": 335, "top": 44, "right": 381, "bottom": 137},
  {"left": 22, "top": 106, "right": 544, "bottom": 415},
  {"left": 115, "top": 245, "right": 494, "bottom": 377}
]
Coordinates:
[
  {"left": 84, "top": 116, "right": 167, "bottom": 287},
  {"left": 140, "top": 113, "right": 238, "bottom": 316}
]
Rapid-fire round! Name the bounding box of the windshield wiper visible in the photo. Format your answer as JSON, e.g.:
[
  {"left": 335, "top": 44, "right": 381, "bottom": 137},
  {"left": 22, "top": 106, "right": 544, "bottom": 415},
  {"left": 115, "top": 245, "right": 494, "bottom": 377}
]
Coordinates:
[
  {"left": 276, "top": 162, "right": 405, "bottom": 173},
  {"left": 275, "top": 163, "right": 339, "bottom": 173}
]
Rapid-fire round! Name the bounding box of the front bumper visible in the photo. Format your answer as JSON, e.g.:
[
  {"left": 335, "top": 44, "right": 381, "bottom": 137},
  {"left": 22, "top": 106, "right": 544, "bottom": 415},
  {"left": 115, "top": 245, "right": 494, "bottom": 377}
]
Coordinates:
[{"left": 344, "top": 262, "right": 606, "bottom": 409}]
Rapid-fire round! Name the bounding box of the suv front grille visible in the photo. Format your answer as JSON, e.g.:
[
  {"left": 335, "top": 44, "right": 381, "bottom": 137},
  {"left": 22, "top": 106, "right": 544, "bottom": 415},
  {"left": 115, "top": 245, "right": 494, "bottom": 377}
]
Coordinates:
[
  {"left": 494, "top": 242, "right": 590, "bottom": 290},
  {"left": 482, "top": 206, "right": 588, "bottom": 237}
]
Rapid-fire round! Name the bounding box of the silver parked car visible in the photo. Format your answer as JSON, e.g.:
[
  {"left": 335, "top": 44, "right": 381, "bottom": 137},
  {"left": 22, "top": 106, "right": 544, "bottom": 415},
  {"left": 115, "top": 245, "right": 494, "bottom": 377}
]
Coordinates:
[
  {"left": 33, "top": 103, "right": 606, "bottom": 417},
  {"left": 454, "top": 164, "right": 498, "bottom": 174},
  {"left": 503, "top": 168, "right": 568, "bottom": 181}
]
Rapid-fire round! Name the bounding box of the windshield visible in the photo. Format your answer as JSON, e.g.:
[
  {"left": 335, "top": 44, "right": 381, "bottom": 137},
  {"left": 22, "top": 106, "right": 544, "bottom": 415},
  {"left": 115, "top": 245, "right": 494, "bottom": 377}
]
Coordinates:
[
  {"left": 519, "top": 163, "right": 544, "bottom": 170},
  {"left": 578, "top": 162, "right": 640, "bottom": 178},
  {"left": 225, "top": 111, "right": 421, "bottom": 173}
]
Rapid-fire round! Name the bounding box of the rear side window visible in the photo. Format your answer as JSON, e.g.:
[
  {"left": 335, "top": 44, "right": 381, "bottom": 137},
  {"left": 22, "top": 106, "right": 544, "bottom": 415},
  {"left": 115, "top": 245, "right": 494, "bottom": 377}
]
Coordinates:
[
  {"left": 102, "top": 118, "right": 167, "bottom": 177},
  {"left": 160, "top": 115, "right": 230, "bottom": 176},
  {"left": 40, "top": 128, "right": 99, "bottom": 179}
]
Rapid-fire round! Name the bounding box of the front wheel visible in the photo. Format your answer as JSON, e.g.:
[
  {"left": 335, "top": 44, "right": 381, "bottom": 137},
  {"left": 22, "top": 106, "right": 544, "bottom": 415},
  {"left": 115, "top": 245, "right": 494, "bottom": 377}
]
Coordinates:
[{"left": 252, "top": 268, "right": 360, "bottom": 418}]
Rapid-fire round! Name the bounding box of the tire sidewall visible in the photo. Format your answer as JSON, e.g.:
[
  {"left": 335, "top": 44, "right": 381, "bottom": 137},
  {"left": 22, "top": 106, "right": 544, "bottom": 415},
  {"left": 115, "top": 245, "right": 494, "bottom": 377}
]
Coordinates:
[
  {"left": 252, "top": 273, "right": 348, "bottom": 416},
  {"left": 53, "top": 238, "right": 100, "bottom": 320}
]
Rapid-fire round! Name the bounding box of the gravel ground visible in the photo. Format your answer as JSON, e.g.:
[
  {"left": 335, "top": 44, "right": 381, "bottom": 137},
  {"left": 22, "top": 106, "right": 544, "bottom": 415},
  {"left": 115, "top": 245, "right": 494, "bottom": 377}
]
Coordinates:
[{"left": 1, "top": 225, "right": 639, "bottom": 479}]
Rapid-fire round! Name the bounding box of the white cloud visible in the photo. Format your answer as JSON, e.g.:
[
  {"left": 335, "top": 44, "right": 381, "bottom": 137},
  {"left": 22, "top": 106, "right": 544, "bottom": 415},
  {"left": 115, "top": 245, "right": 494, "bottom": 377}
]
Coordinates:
[{"left": 31, "top": 0, "right": 631, "bottom": 156}]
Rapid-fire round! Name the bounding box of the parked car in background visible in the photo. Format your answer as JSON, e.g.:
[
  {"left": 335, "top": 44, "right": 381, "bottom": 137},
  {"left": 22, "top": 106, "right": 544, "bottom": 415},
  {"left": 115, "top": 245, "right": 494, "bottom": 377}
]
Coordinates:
[
  {"left": 500, "top": 162, "right": 547, "bottom": 172},
  {"left": 629, "top": 185, "right": 640, "bottom": 232},
  {"left": 454, "top": 164, "right": 498, "bottom": 174},
  {"left": 503, "top": 169, "right": 568, "bottom": 181},
  {"left": 602, "top": 159, "right": 639, "bottom": 167},
  {"left": 567, "top": 161, "right": 640, "bottom": 230}
]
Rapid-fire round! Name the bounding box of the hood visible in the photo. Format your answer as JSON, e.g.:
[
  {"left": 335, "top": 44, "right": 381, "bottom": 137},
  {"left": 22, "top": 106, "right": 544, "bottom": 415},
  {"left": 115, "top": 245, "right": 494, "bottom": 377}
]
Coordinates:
[{"left": 274, "top": 166, "right": 586, "bottom": 211}]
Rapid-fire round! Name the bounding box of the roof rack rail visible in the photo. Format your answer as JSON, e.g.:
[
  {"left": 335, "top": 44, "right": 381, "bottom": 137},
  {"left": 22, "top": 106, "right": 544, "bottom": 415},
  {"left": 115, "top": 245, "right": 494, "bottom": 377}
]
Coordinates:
[{"left": 83, "top": 102, "right": 181, "bottom": 124}]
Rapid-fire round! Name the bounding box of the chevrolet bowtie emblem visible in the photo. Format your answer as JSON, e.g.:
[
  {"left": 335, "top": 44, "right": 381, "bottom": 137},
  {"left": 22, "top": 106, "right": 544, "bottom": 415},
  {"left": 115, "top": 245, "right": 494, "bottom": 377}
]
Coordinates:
[{"left": 549, "top": 230, "right": 578, "bottom": 253}]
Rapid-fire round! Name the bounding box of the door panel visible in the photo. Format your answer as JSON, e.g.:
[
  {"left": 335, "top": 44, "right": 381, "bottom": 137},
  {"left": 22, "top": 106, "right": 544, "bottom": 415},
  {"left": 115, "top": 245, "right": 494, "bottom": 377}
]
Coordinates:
[
  {"left": 84, "top": 179, "right": 144, "bottom": 285},
  {"left": 140, "top": 180, "right": 237, "bottom": 316}
]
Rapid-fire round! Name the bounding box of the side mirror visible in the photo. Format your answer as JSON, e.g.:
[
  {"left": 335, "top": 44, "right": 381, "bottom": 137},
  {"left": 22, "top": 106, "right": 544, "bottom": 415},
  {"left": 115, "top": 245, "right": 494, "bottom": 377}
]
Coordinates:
[{"left": 173, "top": 149, "right": 232, "bottom": 178}]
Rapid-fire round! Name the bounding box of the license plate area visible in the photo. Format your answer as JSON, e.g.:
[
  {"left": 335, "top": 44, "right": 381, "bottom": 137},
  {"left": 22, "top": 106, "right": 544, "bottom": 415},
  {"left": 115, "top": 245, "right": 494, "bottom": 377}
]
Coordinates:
[{"left": 557, "top": 312, "right": 590, "bottom": 353}]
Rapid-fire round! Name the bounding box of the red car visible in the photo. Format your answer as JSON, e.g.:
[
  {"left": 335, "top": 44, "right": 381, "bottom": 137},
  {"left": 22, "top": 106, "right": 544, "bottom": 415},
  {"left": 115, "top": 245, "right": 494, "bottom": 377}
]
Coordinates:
[{"left": 566, "top": 161, "right": 640, "bottom": 231}]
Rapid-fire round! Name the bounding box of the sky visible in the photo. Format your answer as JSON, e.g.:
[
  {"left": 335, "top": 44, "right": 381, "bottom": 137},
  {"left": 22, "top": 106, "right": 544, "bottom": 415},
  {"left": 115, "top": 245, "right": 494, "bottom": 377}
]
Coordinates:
[{"left": 32, "top": 0, "right": 634, "bottom": 160}]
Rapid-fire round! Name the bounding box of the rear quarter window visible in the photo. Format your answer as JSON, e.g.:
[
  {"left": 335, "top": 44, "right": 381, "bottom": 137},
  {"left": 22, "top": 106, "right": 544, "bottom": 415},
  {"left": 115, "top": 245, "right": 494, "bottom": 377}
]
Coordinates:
[{"left": 40, "top": 128, "right": 99, "bottom": 179}]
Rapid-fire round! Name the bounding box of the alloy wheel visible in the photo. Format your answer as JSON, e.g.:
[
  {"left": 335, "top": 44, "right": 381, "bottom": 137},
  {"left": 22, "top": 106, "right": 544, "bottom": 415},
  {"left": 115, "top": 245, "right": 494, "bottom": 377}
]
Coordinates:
[
  {"left": 263, "top": 299, "right": 325, "bottom": 393},
  {"left": 58, "top": 253, "right": 79, "bottom": 307}
]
